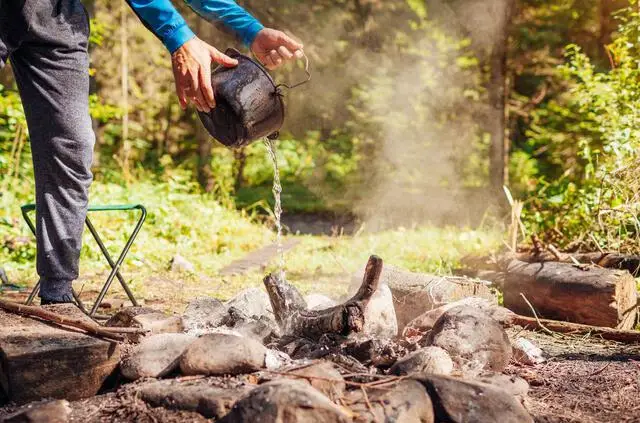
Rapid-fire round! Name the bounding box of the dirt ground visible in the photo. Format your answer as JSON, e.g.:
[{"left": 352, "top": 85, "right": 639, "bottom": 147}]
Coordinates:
[
  {"left": 506, "top": 328, "right": 640, "bottom": 423},
  {"left": 1, "top": 326, "right": 638, "bottom": 422}
]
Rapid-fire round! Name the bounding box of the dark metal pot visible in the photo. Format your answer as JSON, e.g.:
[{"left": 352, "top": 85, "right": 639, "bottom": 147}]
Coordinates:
[{"left": 197, "top": 48, "right": 309, "bottom": 148}]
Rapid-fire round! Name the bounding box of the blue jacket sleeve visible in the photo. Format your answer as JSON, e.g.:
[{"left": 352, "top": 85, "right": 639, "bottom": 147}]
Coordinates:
[
  {"left": 126, "top": 0, "right": 196, "bottom": 53},
  {"left": 127, "top": 0, "right": 264, "bottom": 54},
  {"left": 184, "top": 0, "right": 264, "bottom": 46}
]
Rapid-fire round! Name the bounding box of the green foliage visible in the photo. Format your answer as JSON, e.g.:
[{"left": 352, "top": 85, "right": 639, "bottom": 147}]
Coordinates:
[{"left": 518, "top": 4, "right": 640, "bottom": 249}]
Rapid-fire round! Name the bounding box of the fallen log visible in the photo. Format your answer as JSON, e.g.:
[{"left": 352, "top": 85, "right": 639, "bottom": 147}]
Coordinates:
[
  {"left": 0, "top": 299, "right": 147, "bottom": 341},
  {"left": 461, "top": 251, "right": 640, "bottom": 276},
  {"left": 354, "top": 264, "right": 496, "bottom": 331},
  {"left": 264, "top": 255, "right": 383, "bottom": 339},
  {"left": 501, "top": 259, "right": 637, "bottom": 329},
  {"left": 511, "top": 315, "right": 640, "bottom": 344},
  {"left": 523, "top": 252, "right": 640, "bottom": 276}
]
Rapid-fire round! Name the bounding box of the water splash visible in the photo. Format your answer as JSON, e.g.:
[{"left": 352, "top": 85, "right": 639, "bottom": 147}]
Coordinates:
[{"left": 263, "top": 138, "right": 285, "bottom": 279}]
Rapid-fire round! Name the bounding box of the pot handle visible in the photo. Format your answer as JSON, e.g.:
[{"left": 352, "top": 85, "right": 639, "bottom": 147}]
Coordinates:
[{"left": 277, "top": 52, "right": 311, "bottom": 90}]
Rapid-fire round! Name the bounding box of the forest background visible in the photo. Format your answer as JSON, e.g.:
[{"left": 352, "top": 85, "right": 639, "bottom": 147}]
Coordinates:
[{"left": 2, "top": 0, "right": 639, "bottom": 305}]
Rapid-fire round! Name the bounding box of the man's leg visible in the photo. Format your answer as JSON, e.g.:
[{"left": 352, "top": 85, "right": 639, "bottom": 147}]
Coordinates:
[
  {"left": 10, "top": 0, "right": 94, "bottom": 303},
  {"left": 0, "top": 37, "right": 7, "bottom": 69}
]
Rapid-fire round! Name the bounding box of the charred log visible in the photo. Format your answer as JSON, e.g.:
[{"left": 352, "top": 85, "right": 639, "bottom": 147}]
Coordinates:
[{"left": 263, "top": 255, "right": 383, "bottom": 339}]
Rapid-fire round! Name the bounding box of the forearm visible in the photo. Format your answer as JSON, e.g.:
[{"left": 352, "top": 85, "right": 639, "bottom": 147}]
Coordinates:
[
  {"left": 126, "top": 0, "right": 195, "bottom": 53},
  {"left": 184, "top": 0, "right": 264, "bottom": 46}
]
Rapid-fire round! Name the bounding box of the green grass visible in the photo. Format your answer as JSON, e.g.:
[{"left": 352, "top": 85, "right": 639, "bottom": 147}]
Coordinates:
[
  {"left": 235, "top": 181, "right": 330, "bottom": 214},
  {"left": 2, "top": 176, "right": 502, "bottom": 312}
]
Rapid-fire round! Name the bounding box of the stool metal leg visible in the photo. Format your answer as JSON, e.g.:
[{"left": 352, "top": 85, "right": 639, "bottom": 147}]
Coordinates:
[
  {"left": 89, "top": 206, "right": 146, "bottom": 316},
  {"left": 22, "top": 204, "right": 146, "bottom": 314},
  {"left": 25, "top": 281, "right": 40, "bottom": 305},
  {"left": 85, "top": 218, "right": 139, "bottom": 310}
]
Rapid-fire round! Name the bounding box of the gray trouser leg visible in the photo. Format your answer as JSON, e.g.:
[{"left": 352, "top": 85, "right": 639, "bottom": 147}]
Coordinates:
[
  {"left": 9, "top": 0, "right": 94, "bottom": 301},
  {"left": 0, "top": 38, "right": 6, "bottom": 69}
]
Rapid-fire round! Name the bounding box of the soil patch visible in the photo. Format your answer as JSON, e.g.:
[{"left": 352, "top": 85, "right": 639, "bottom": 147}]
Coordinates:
[{"left": 507, "top": 328, "right": 640, "bottom": 423}]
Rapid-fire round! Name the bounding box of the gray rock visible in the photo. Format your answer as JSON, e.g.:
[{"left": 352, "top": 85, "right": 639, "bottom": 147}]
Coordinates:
[
  {"left": 106, "top": 307, "right": 183, "bottom": 342},
  {"left": 170, "top": 254, "right": 195, "bottom": 273},
  {"left": 348, "top": 380, "right": 434, "bottom": 423},
  {"left": 403, "top": 297, "right": 514, "bottom": 337},
  {"left": 425, "top": 306, "right": 512, "bottom": 377},
  {"left": 346, "top": 280, "right": 398, "bottom": 338},
  {"left": 474, "top": 372, "right": 530, "bottom": 400},
  {"left": 225, "top": 287, "right": 273, "bottom": 320},
  {"left": 220, "top": 379, "right": 351, "bottom": 423},
  {"left": 121, "top": 333, "right": 196, "bottom": 380},
  {"left": 182, "top": 297, "right": 227, "bottom": 336},
  {"left": 221, "top": 307, "right": 280, "bottom": 343},
  {"left": 512, "top": 337, "right": 545, "bottom": 365},
  {"left": 282, "top": 361, "right": 345, "bottom": 400},
  {"left": 415, "top": 374, "right": 533, "bottom": 423},
  {"left": 304, "top": 294, "right": 337, "bottom": 310},
  {"left": 390, "top": 346, "right": 454, "bottom": 376},
  {"left": 179, "top": 333, "right": 266, "bottom": 376},
  {"left": 138, "top": 379, "right": 252, "bottom": 419},
  {"left": 3, "top": 400, "right": 71, "bottom": 423},
  {"left": 105, "top": 306, "right": 158, "bottom": 327},
  {"left": 265, "top": 349, "right": 293, "bottom": 370}
]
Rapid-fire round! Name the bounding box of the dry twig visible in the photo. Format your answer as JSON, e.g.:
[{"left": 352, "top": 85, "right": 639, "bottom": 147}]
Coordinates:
[{"left": 0, "top": 299, "right": 146, "bottom": 341}]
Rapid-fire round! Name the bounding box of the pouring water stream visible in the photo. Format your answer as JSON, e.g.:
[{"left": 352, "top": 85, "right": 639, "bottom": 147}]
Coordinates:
[{"left": 263, "top": 138, "right": 285, "bottom": 279}]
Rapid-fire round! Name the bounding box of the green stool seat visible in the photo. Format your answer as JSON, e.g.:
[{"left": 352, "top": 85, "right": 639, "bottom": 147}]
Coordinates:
[{"left": 21, "top": 203, "right": 146, "bottom": 316}]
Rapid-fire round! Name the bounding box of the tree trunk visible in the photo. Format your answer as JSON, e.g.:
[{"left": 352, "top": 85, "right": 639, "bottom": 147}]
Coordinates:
[
  {"left": 120, "top": 2, "right": 131, "bottom": 182},
  {"left": 234, "top": 147, "right": 247, "bottom": 192},
  {"left": 195, "top": 19, "right": 215, "bottom": 192},
  {"left": 487, "top": 0, "right": 514, "bottom": 202},
  {"left": 196, "top": 122, "right": 215, "bottom": 192},
  {"left": 501, "top": 259, "right": 637, "bottom": 329}
]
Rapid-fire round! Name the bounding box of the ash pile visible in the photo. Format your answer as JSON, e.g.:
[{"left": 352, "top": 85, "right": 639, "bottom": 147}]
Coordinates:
[{"left": 0, "top": 256, "right": 539, "bottom": 423}]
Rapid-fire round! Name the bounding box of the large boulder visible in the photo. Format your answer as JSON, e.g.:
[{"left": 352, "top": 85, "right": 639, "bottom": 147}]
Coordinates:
[
  {"left": 220, "top": 379, "right": 351, "bottom": 423},
  {"left": 0, "top": 306, "right": 120, "bottom": 404},
  {"left": 390, "top": 346, "right": 453, "bottom": 376},
  {"left": 403, "top": 297, "right": 513, "bottom": 338},
  {"left": 120, "top": 333, "right": 196, "bottom": 380},
  {"left": 348, "top": 380, "right": 434, "bottom": 423},
  {"left": 354, "top": 264, "right": 496, "bottom": 331},
  {"left": 425, "top": 306, "right": 512, "bottom": 376},
  {"left": 225, "top": 287, "right": 273, "bottom": 320},
  {"left": 182, "top": 297, "right": 227, "bottom": 336},
  {"left": 346, "top": 279, "right": 398, "bottom": 338},
  {"left": 415, "top": 374, "right": 533, "bottom": 423},
  {"left": 179, "top": 333, "right": 266, "bottom": 376}
]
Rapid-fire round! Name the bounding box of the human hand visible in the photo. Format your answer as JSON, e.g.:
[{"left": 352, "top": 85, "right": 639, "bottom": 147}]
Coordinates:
[
  {"left": 171, "top": 37, "right": 238, "bottom": 112},
  {"left": 251, "top": 28, "right": 304, "bottom": 70}
]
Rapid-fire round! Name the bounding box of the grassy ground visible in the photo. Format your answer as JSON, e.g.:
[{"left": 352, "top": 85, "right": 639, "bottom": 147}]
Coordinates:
[{"left": 1, "top": 178, "right": 502, "bottom": 312}]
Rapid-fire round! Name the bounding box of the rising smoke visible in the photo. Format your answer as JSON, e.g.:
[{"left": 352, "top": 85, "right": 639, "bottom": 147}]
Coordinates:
[{"left": 275, "top": 0, "right": 511, "bottom": 229}]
